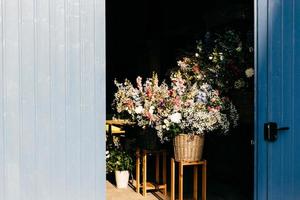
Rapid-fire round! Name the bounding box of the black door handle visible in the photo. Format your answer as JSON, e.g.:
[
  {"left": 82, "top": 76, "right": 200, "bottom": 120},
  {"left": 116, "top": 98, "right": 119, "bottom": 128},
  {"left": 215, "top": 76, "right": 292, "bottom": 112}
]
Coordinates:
[
  {"left": 277, "top": 127, "right": 289, "bottom": 131},
  {"left": 264, "top": 122, "right": 289, "bottom": 142}
]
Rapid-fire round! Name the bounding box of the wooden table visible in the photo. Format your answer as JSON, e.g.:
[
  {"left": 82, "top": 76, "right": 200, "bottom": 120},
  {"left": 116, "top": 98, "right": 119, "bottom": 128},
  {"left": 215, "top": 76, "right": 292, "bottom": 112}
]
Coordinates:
[
  {"left": 106, "top": 119, "right": 135, "bottom": 135},
  {"left": 171, "top": 158, "right": 207, "bottom": 200}
]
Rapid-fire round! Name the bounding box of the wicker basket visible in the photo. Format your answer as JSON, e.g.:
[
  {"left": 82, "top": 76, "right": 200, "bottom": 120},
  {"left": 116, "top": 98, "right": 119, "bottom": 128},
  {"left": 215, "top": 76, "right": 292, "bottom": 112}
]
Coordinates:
[{"left": 173, "top": 134, "right": 204, "bottom": 162}]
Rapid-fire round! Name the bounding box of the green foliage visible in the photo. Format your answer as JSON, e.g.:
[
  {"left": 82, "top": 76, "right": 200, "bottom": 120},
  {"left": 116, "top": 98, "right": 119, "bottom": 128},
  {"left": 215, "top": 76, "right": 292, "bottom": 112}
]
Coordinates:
[
  {"left": 165, "top": 123, "right": 182, "bottom": 139},
  {"left": 106, "top": 148, "right": 133, "bottom": 173}
]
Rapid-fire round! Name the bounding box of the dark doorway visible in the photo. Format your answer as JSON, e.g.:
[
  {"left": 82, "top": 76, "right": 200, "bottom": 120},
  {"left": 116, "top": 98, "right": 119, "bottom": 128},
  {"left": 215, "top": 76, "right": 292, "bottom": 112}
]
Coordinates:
[{"left": 106, "top": 0, "right": 254, "bottom": 199}]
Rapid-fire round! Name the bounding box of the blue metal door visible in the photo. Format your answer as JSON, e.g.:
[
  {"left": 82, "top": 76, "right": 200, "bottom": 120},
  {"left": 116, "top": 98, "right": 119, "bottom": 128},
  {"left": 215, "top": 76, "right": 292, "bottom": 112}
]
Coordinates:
[{"left": 256, "top": 0, "right": 300, "bottom": 199}]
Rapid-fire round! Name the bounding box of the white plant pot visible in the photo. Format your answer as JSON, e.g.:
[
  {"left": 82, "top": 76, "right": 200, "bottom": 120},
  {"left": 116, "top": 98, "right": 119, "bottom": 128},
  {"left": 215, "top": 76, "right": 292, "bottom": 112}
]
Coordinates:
[{"left": 115, "top": 170, "right": 129, "bottom": 189}]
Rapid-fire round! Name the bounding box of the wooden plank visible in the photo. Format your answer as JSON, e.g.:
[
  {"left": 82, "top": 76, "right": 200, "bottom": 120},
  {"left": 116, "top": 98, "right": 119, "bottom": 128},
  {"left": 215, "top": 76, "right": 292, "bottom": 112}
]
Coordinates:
[
  {"left": 162, "top": 151, "right": 167, "bottom": 195},
  {"left": 202, "top": 160, "right": 207, "bottom": 200},
  {"left": 136, "top": 148, "right": 140, "bottom": 193},
  {"left": 193, "top": 166, "right": 198, "bottom": 200},
  {"left": 179, "top": 162, "right": 183, "bottom": 200},
  {"left": 155, "top": 153, "right": 159, "bottom": 183},
  {"left": 163, "top": 151, "right": 167, "bottom": 185},
  {"left": 105, "top": 125, "right": 125, "bottom": 134},
  {"left": 105, "top": 119, "right": 134, "bottom": 126},
  {"left": 142, "top": 150, "right": 147, "bottom": 196},
  {"left": 182, "top": 160, "right": 205, "bottom": 166},
  {"left": 171, "top": 158, "right": 175, "bottom": 200},
  {"left": 140, "top": 182, "right": 166, "bottom": 190}
]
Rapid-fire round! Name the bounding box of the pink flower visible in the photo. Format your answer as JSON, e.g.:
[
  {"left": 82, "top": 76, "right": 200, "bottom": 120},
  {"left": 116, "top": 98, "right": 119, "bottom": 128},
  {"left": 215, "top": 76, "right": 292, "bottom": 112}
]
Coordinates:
[
  {"left": 125, "top": 100, "right": 134, "bottom": 109},
  {"left": 192, "top": 65, "right": 200, "bottom": 73},
  {"left": 207, "top": 106, "right": 212, "bottom": 111},
  {"left": 146, "top": 88, "right": 152, "bottom": 98}
]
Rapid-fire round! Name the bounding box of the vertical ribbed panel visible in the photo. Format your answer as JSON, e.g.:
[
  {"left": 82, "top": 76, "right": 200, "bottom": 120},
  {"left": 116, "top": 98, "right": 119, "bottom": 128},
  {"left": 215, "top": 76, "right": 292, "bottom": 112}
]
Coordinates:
[
  {"left": 0, "top": 0, "right": 105, "bottom": 199},
  {"left": 294, "top": 1, "right": 300, "bottom": 198},
  {"left": 257, "top": 0, "right": 300, "bottom": 199}
]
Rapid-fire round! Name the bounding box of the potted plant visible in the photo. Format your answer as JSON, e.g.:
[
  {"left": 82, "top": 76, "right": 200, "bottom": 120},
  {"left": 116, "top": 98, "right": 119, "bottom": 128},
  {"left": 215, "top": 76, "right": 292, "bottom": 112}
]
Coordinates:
[
  {"left": 106, "top": 149, "right": 133, "bottom": 189},
  {"left": 154, "top": 71, "right": 239, "bottom": 161}
]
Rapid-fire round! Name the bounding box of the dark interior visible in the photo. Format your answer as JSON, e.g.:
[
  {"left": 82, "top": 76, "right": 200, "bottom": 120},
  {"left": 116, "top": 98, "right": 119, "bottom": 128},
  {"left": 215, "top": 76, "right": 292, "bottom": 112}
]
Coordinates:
[{"left": 106, "top": 0, "right": 254, "bottom": 199}]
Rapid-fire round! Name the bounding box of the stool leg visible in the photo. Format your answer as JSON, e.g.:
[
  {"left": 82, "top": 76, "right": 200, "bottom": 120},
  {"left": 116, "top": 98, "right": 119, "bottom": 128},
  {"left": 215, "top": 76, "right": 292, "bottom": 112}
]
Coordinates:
[
  {"left": 193, "top": 166, "right": 198, "bottom": 200},
  {"left": 136, "top": 148, "right": 140, "bottom": 193},
  {"left": 142, "top": 150, "right": 147, "bottom": 197},
  {"left": 171, "top": 158, "right": 175, "bottom": 200},
  {"left": 156, "top": 153, "right": 160, "bottom": 184},
  {"left": 202, "top": 160, "right": 207, "bottom": 200},
  {"left": 163, "top": 152, "right": 167, "bottom": 196},
  {"left": 179, "top": 162, "right": 183, "bottom": 200}
]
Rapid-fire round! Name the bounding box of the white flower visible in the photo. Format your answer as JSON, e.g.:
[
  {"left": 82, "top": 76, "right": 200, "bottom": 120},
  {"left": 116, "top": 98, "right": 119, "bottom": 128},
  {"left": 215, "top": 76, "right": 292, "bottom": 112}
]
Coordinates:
[
  {"left": 163, "top": 119, "right": 170, "bottom": 125},
  {"left": 135, "top": 106, "right": 144, "bottom": 114},
  {"left": 169, "top": 112, "right": 182, "bottom": 123},
  {"left": 245, "top": 68, "right": 254, "bottom": 78},
  {"left": 149, "top": 106, "right": 155, "bottom": 114},
  {"left": 195, "top": 53, "right": 200, "bottom": 57},
  {"left": 209, "top": 56, "right": 213, "bottom": 60}
]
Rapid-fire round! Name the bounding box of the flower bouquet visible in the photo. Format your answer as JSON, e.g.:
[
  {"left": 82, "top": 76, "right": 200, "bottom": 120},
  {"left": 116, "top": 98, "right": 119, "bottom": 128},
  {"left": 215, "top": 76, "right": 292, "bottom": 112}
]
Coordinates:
[
  {"left": 152, "top": 71, "right": 238, "bottom": 161},
  {"left": 113, "top": 73, "right": 170, "bottom": 149},
  {"left": 155, "top": 71, "right": 238, "bottom": 142}
]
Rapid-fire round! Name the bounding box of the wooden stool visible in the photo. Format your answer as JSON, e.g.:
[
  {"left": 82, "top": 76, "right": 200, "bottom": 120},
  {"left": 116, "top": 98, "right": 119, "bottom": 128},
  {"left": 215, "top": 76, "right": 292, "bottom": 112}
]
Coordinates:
[
  {"left": 136, "top": 148, "right": 167, "bottom": 197},
  {"left": 171, "top": 158, "right": 207, "bottom": 200}
]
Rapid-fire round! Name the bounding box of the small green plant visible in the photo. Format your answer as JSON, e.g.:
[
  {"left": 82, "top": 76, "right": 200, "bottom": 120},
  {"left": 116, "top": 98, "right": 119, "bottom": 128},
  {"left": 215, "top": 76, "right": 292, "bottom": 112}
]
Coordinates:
[{"left": 106, "top": 148, "right": 133, "bottom": 173}]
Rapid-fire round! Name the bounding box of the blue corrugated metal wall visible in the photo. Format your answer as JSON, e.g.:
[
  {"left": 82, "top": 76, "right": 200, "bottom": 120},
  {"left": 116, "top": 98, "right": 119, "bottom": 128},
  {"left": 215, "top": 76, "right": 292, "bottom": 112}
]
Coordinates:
[{"left": 0, "top": 0, "right": 105, "bottom": 199}]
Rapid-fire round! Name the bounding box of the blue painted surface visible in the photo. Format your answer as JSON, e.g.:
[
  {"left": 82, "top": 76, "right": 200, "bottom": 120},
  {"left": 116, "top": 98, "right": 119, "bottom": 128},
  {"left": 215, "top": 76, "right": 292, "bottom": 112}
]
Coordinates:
[
  {"left": 256, "top": 0, "right": 300, "bottom": 199},
  {"left": 0, "top": 0, "right": 106, "bottom": 200}
]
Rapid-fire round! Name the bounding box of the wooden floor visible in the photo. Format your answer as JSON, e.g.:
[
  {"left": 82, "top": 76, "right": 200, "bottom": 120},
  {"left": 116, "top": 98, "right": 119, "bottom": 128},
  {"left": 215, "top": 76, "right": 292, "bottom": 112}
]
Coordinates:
[{"left": 106, "top": 180, "right": 168, "bottom": 200}]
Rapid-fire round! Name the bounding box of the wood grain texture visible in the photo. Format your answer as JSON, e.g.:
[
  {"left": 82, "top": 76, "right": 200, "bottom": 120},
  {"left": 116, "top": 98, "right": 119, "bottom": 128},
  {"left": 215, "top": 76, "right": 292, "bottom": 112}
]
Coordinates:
[{"left": 170, "top": 158, "right": 175, "bottom": 200}]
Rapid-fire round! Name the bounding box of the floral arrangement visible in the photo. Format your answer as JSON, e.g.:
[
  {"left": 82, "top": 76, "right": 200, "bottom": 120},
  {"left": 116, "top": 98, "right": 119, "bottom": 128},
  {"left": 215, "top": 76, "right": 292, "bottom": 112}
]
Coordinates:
[
  {"left": 113, "top": 73, "right": 170, "bottom": 129},
  {"left": 113, "top": 72, "right": 238, "bottom": 142},
  {"left": 106, "top": 148, "right": 133, "bottom": 173},
  {"left": 154, "top": 71, "right": 238, "bottom": 141},
  {"left": 111, "top": 31, "right": 252, "bottom": 143},
  {"left": 175, "top": 30, "right": 254, "bottom": 93}
]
